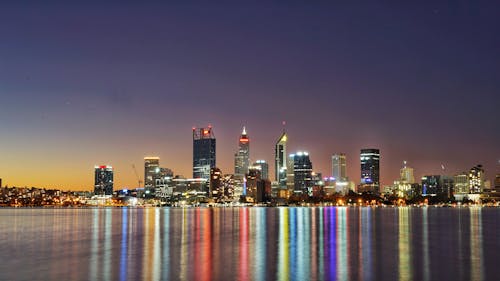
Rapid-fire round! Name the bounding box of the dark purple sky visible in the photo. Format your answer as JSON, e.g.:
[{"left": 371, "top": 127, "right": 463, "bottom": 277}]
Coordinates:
[{"left": 0, "top": 2, "right": 499, "bottom": 190}]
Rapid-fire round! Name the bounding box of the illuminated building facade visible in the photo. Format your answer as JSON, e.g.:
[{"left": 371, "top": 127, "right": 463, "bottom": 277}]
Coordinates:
[
  {"left": 234, "top": 126, "right": 250, "bottom": 180},
  {"left": 252, "top": 160, "right": 269, "bottom": 180},
  {"left": 468, "top": 164, "right": 484, "bottom": 194},
  {"left": 94, "top": 165, "right": 113, "bottom": 196},
  {"left": 453, "top": 173, "right": 469, "bottom": 194},
  {"left": 399, "top": 161, "right": 415, "bottom": 184},
  {"left": 144, "top": 157, "right": 160, "bottom": 196},
  {"left": 193, "top": 126, "right": 216, "bottom": 179},
  {"left": 275, "top": 130, "right": 288, "bottom": 187},
  {"left": 245, "top": 168, "right": 260, "bottom": 200},
  {"left": 209, "top": 167, "right": 222, "bottom": 199},
  {"left": 421, "top": 175, "right": 454, "bottom": 199},
  {"left": 290, "top": 152, "right": 313, "bottom": 194},
  {"left": 331, "top": 153, "right": 347, "bottom": 181},
  {"left": 360, "top": 148, "right": 380, "bottom": 193}
]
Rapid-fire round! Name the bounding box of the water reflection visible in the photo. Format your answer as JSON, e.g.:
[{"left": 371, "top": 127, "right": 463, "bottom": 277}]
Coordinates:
[
  {"left": 277, "top": 207, "right": 289, "bottom": 281},
  {"left": 0, "top": 207, "right": 495, "bottom": 281},
  {"left": 422, "top": 207, "right": 430, "bottom": 281},
  {"left": 470, "top": 207, "right": 483, "bottom": 281},
  {"left": 398, "top": 207, "right": 412, "bottom": 281},
  {"left": 336, "top": 207, "right": 348, "bottom": 280}
]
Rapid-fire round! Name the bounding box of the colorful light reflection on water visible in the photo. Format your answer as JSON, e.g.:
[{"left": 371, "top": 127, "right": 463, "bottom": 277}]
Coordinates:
[{"left": 0, "top": 207, "right": 499, "bottom": 281}]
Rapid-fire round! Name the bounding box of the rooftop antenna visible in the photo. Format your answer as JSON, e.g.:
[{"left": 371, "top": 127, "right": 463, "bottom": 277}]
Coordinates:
[{"left": 282, "top": 120, "right": 286, "bottom": 133}]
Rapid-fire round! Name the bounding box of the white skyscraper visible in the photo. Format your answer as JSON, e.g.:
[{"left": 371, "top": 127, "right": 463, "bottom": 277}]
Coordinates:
[{"left": 331, "top": 153, "right": 347, "bottom": 181}]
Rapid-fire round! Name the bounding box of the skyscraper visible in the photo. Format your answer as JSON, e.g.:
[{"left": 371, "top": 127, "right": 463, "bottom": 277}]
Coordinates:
[
  {"left": 290, "top": 151, "right": 313, "bottom": 194},
  {"left": 331, "top": 153, "right": 347, "bottom": 181},
  {"left": 252, "top": 160, "right": 269, "bottom": 180},
  {"left": 399, "top": 161, "right": 415, "bottom": 183},
  {"left": 94, "top": 165, "right": 113, "bottom": 196},
  {"left": 360, "top": 148, "right": 380, "bottom": 193},
  {"left": 234, "top": 126, "right": 250, "bottom": 180},
  {"left": 468, "top": 164, "right": 484, "bottom": 194},
  {"left": 453, "top": 172, "right": 469, "bottom": 194},
  {"left": 275, "top": 129, "right": 287, "bottom": 186},
  {"left": 193, "top": 126, "right": 216, "bottom": 179},
  {"left": 144, "top": 157, "right": 160, "bottom": 193}
]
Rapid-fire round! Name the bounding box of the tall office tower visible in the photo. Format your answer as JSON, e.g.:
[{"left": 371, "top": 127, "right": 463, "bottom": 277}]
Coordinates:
[
  {"left": 468, "top": 164, "right": 484, "bottom": 194},
  {"left": 94, "top": 165, "right": 113, "bottom": 196},
  {"left": 331, "top": 153, "right": 347, "bottom": 181},
  {"left": 290, "top": 152, "right": 313, "bottom": 194},
  {"left": 399, "top": 161, "right": 415, "bottom": 183},
  {"left": 252, "top": 160, "right": 269, "bottom": 180},
  {"left": 495, "top": 174, "right": 500, "bottom": 192},
  {"left": 144, "top": 157, "right": 160, "bottom": 191},
  {"left": 193, "top": 126, "right": 216, "bottom": 179},
  {"left": 234, "top": 126, "right": 250, "bottom": 180},
  {"left": 275, "top": 129, "right": 288, "bottom": 186},
  {"left": 453, "top": 173, "right": 469, "bottom": 194},
  {"left": 360, "top": 149, "right": 380, "bottom": 193}
]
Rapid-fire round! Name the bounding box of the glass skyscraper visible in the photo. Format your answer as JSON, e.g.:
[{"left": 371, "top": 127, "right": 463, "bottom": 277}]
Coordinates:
[
  {"left": 290, "top": 152, "right": 313, "bottom": 194},
  {"left": 331, "top": 153, "right": 347, "bottom": 181},
  {"left": 275, "top": 130, "right": 287, "bottom": 187},
  {"left": 193, "top": 126, "right": 216, "bottom": 179},
  {"left": 234, "top": 126, "right": 250, "bottom": 180},
  {"left": 360, "top": 148, "right": 380, "bottom": 193},
  {"left": 252, "top": 160, "right": 269, "bottom": 180},
  {"left": 144, "top": 157, "right": 160, "bottom": 196},
  {"left": 94, "top": 165, "right": 113, "bottom": 195}
]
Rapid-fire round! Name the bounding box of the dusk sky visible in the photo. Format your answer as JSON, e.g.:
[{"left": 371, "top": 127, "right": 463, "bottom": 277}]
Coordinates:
[{"left": 0, "top": 2, "right": 499, "bottom": 190}]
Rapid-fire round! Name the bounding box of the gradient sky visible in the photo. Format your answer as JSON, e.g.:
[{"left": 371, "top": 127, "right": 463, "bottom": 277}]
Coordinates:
[{"left": 1, "top": 2, "right": 499, "bottom": 190}]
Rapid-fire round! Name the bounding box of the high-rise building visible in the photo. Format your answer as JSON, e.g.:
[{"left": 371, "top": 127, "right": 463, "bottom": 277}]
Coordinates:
[
  {"left": 234, "top": 126, "right": 250, "bottom": 180},
  {"left": 193, "top": 126, "right": 216, "bottom": 179},
  {"left": 144, "top": 157, "right": 160, "bottom": 193},
  {"left": 421, "top": 175, "right": 453, "bottom": 199},
  {"left": 252, "top": 160, "right": 269, "bottom": 180},
  {"left": 331, "top": 153, "right": 347, "bottom": 181},
  {"left": 468, "top": 164, "right": 484, "bottom": 194},
  {"left": 245, "top": 168, "right": 261, "bottom": 199},
  {"left": 360, "top": 149, "right": 380, "bottom": 193},
  {"left": 453, "top": 173, "right": 469, "bottom": 194},
  {"left": 495, "top": 174, "right": 500, "bottom": 192},
  {"left": 245, "top": 167, "right": 268, "bottom": 203},
  {"left": 399, "top": 161, "right": 415, "bottom": 184},
  {"left": 210, "top": 167, "right": 222, "bottom": 199},
  {"left": 94, "top": 165, "right": 113, "bottom": 196},
  {"left": 275, "top": 130, "right": 287, "bottom": 186},
  {"left": 290, "top": 151, "right": 313, "bottom": 194}
]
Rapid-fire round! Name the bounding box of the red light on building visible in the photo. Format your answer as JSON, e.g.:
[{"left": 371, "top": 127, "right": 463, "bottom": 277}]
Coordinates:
[
  {"left": 99, "top": 165, "right": 107, "bottom": 169},
  {"left": 203, "top": 130, "right": 209, "bottom": 135},
  {"left": 239, "top": 138, "right": 249, "bottom": 143}
]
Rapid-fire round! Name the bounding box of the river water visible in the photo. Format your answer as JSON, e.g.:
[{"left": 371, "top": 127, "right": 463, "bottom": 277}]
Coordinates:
[{"left": 0, "top": 207, "right": 498, "bottom": 281}]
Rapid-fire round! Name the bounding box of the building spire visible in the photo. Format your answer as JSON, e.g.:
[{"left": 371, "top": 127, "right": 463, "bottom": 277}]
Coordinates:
[{"left": 242, "top": 126, "right": 247, "bottom": 135}]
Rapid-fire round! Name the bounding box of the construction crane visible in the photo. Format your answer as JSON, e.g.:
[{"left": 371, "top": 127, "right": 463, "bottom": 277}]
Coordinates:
[{"left": 132, "top": 164, "right": 143, "bottom": 188}]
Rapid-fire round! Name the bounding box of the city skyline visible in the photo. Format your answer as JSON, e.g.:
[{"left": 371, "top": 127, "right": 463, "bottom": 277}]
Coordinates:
[
  {"left": 1, "top": 123, "right": 498, "bottom": 190},
  {"left": 0, "top": 2, "right": 499, "bottom": 190}
]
